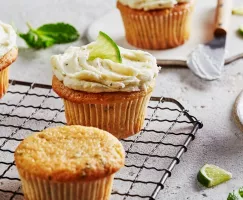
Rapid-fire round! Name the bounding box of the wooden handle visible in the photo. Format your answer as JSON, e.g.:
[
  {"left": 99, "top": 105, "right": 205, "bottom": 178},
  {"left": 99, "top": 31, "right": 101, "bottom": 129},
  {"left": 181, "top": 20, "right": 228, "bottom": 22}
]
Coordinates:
[{"left": 214, "top": 0, "right": 232, "bottom": 36}]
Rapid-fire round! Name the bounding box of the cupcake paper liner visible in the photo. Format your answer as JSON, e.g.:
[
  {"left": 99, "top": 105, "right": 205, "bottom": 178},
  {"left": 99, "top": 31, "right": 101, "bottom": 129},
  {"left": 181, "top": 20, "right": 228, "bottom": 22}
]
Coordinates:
[
  {"left": 19, "top": 172, "right": 114, "bottom": 200},
  {"left": 0, "top": 67, "right": 9, "bottom": 98},
  {"left": 117, "top": 2, "right": 193, "bottom": 50},
  {"left": 64, "top": 91, "right": 152, "bottom": 139}
]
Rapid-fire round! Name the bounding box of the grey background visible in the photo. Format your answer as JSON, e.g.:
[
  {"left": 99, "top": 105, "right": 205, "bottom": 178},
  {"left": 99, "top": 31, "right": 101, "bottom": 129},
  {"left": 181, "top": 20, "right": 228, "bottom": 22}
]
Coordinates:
[{"left": 1, "top": 0, "right": 243, "bottom": 199}]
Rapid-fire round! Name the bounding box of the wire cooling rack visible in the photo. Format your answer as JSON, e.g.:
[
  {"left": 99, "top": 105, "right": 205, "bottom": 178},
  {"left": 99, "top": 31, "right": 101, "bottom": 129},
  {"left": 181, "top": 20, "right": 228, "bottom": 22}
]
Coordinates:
[{"left": 0, "top": 80, "right": 202, "bottom": 200}]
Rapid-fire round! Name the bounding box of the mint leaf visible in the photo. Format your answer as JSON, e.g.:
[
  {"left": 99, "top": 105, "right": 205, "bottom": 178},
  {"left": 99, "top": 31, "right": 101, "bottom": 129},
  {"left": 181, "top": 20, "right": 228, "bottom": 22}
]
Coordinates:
[
  {"left": 37, "top": 23, "right": 79, "bottom": 43},
  {"left": 19, "top": 30, "right": 55, "bottom": 49},
  {"left": 18, "top": 22, "right": 79, "bottom": 49}
]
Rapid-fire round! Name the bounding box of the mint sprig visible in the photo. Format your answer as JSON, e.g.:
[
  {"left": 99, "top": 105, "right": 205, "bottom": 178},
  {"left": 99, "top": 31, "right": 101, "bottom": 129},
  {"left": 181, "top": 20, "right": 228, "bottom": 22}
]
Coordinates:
[
  {"left": 18, "top": 22, "right": 79, "bottom": 49},
  {"left": 228, "top": 193, "right": 240, "bottom": 200},
  {"left": 228, "top": 187, "right": 243, "bottom": 200}
]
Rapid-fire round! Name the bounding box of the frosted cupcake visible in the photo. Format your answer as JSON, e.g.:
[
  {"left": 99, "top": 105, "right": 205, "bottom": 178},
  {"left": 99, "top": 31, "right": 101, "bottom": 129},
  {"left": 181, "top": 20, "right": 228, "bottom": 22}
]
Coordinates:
[
  {"left": 51, "top": 31, "right": 159, "bottom": 139},
  {"left": 0, "top": 21, "right": 18, "bottom": 98},
  {"left": 15, "top": 125, "right": 125, "bottom": 200},
  {"left": 117, "top": 0, "right": 194, "bottom": 50}
]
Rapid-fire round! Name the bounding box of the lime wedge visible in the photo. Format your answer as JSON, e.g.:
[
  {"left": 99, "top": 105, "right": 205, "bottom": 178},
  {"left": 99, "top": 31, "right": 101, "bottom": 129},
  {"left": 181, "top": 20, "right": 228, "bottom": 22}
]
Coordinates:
[
  {"left": 232, "top": 7, "right": 243, "bottom": 15},
  {"left": 88, "top": 31, "right": 122, "bottom": 63},
  {"left": 197, "top": 164, "right": 232, "bottom": 188}
]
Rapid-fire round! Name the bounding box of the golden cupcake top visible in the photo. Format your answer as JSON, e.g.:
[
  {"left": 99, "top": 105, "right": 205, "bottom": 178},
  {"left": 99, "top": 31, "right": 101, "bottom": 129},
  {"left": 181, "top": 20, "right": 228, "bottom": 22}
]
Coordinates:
[
  {"left": 118, "top": 0, "right": 191, "bottom": 11},
  {"left": 0, "top": 21, "right": 17, "bottom": 61},
  {"left": 51, "top": 32, "right": 159, "bottom": 93},
  {"left": 15, "top": 125, "right": 125, "bottom": 182}
]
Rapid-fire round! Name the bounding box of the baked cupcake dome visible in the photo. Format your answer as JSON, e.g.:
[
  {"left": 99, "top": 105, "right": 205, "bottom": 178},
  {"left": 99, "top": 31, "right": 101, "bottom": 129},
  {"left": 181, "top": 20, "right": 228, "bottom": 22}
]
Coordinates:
[
  {"left": 117, "top": 0, "right": 194, "bottom": 50},
  {"left": 15, "top": 125, "right": 125, "bottom": 200}
]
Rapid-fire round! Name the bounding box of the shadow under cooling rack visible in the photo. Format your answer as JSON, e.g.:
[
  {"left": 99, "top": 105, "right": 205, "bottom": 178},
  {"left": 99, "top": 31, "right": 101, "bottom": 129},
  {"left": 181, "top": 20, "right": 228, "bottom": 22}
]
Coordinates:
[{"left": 0, "top": 80, "right": 203, "bottom": 200}]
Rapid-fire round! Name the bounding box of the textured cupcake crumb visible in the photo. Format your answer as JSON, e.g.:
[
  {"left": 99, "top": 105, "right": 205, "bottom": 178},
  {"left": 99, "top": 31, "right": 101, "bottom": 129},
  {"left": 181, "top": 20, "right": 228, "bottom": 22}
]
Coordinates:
[{"left": 15, "top": 125, "right": 125, "bottom": 182}]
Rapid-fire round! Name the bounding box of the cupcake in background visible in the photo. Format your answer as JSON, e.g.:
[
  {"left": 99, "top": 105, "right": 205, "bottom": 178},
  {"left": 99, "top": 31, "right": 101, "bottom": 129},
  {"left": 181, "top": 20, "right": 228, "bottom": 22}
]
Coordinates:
[
  {"left": 0, "top": 21, "right": 18, "bottom": 98},
  {"left": 15, "top": 125, "right": 125, "bottom": 200},
  {"left": 117, "top": 0, "right": 194, "bottom": 50},
  {"left": 51, "top": 31, "right": 159, "bottom": 139}
]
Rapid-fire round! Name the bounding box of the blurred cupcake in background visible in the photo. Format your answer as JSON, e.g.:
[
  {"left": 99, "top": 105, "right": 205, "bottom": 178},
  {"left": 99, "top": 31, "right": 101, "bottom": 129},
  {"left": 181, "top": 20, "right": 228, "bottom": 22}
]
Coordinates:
[
  {"left": 117, "top": 0, "right": 194, "bottom": 50},
  {"left": 0, "top": 21, "right": 18, "bottom": 98}
]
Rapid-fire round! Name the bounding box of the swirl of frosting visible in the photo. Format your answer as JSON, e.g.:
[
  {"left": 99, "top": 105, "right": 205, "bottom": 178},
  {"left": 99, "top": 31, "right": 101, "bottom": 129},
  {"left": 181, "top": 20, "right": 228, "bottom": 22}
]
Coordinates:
[
  {"left": 118, "top": 0, "right": 191, "bottom": 11},
  {"left": 51, "top": 44, "right": 159, "bottom": 93},
  {"left": 0, "top": 21, "right": 17, "bottom": 59}
]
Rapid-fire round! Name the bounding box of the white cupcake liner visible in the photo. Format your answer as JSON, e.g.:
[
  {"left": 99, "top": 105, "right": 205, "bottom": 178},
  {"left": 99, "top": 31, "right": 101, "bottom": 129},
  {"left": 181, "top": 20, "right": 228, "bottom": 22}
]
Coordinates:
[
  {"left": 118, "top": 2, "right": 193, "bottom": 49},
  {"left": 19, "top": 172, "right": 114, "bottom": 200},
  {"left": 0, "top": 66, "right": 9, "bottom": 98},
  {"left": 63, "top": 91, "right": 152, "bottom": 139}
]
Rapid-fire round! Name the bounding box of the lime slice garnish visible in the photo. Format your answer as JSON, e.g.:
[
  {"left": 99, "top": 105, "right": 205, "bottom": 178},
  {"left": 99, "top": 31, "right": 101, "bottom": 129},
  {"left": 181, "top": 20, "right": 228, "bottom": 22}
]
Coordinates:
[
  {"left": 232, "top": 7, "right": 243, "bottom": 15},
  {"left": 88, "top": 31, "right": 122, "bottom": 63},
  {"left": 197, "top": 164, "right": 232, "bottom": 188}
]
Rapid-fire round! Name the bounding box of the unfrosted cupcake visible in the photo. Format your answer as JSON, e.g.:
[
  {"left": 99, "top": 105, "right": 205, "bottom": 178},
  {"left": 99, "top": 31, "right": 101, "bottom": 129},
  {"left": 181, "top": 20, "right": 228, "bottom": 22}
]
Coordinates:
[
  {"left": 0, "top": 21, "right": 18, "bottom": 98},
  {"left": 51, "top": 32, "right": 159, "bottom": 139},
  {"left": 15, "top": 125, "right": 125, "bottom": 200},
  {"left": 117, "top": 0, "right": 194, "bottom": 50}
]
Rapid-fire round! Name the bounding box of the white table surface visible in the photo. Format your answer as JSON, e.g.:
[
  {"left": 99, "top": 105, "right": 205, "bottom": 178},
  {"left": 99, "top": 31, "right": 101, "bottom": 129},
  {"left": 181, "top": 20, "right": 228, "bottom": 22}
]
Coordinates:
[{"left": 2, "top": 0, "right": 243, "bottom": 199}]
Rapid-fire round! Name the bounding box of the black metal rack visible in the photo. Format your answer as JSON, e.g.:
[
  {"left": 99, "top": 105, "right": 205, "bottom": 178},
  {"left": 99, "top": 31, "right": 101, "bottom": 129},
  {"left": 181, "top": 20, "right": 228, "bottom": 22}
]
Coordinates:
[{"left": 0, "top": 80, "right": 203, "bottom": 200}]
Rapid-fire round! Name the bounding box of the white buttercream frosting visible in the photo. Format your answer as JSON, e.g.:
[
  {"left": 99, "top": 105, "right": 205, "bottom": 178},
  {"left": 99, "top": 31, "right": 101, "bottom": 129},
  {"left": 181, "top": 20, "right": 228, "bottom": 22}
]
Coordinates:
[
  {"left": 118, "top": 0, "right": 191, "bottom": 11},
  {"left": 51, "top": 44, "right": 159, "bottom": 93},
  {"left": 234, "top": 90, "right": 243, "bottom": 132},
  {"left": 236, "top": 92, "right": 243, "bottom": 127},
  {"left": 0, "top": 21, "right": 17, "bottom": 59},
  {"left": 187, "top": 44, "right": 225, "bottom": 80}
]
